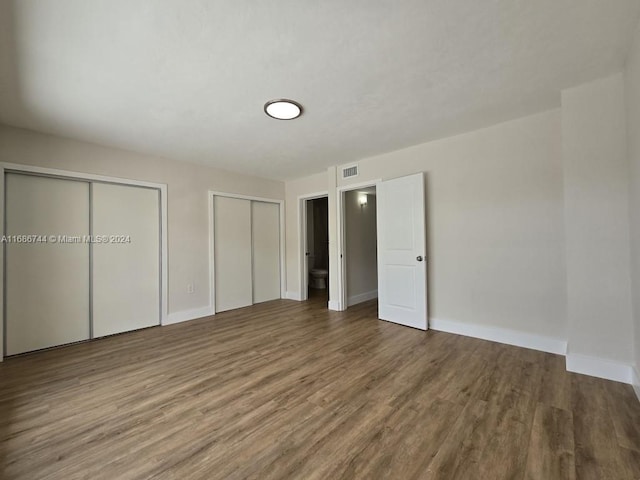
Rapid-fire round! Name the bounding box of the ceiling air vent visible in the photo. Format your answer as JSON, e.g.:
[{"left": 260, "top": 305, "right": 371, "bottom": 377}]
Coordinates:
[{"left": 342, "top": 164, "right": 359, "bottom": 179}]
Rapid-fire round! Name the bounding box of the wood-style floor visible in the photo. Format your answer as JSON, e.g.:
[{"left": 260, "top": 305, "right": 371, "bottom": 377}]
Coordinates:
[{"left": 1, "top": 295, "right": 640, "bottom": 480}]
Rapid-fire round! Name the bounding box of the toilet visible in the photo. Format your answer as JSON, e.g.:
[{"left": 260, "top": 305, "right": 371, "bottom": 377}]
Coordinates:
[{"left": 309, "top": 268, "right": 328, "bottom": 289}]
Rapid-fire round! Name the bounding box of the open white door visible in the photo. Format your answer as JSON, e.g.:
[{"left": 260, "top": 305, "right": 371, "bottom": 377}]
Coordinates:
[{"left": 377, "top": 173, "right": 428, "bottom": 330}]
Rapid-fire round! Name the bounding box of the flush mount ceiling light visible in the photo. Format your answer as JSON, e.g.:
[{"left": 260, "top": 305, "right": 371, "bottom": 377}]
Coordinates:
[{"left": 264, "top": 99, "right": 303, "bottom": 120}]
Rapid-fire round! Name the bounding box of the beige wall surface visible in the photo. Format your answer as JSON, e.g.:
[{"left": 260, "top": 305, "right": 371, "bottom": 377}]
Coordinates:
[
  {"left": 562, "top": 74, "right": 633, "bottom": 364},
  {"left": 626, "top": 19, "right": 640, "bottom": 382},
  {"left": 286, "top": 110, "right": 567, "bottom": 341},
  {"left": 345, "top": 190, "right": 378, "bottom": 303},
  {"left": 0, "top": 125, "right": 284, "bottom": 316}
]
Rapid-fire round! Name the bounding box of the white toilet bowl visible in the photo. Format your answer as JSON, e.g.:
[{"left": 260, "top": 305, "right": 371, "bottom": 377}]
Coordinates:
[{"left": 310, "top": 268, "right": 328, "bottom": 289}]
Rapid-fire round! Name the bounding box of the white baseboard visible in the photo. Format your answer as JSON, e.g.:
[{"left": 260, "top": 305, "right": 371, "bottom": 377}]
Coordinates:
[
  {"left": 285, "top": 291, "right": 302, "bottom": 301},
  {"left": 347, "top": 290, "right": 378, "bottom": 307},
  {"left": 164, "top": 305, "right": 214, "bottom": 325},
  {"left": 429, "top": 318, "right": 567, "bottom": 355},
  {"left": 565, "top": 353, "right": 633, "bottom": 384},
  {"left": 328, "top": 300, "right": 341, "bottom": 311}
]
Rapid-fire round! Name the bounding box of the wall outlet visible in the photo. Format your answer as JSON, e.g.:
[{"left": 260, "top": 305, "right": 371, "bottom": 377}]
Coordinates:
[{"left": 187, "top": 283, "right": 194, "bottom": 294}]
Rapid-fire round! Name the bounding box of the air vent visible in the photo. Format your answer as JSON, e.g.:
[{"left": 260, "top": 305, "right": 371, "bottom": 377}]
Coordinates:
[{"left": 342, "top": 164, "right": 359, "bottom": 179}]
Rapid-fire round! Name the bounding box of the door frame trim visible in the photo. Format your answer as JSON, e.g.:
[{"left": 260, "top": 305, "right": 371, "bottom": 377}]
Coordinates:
[
  {"left": 208, "top": 191, "right": 285, "bottom": 313},
  {"left": 0, "top": 162, "right": 169, "bottom": 360},
  {"left": 297, "top": 191, "right": 329, "bottom": 301},
  {"left": 336, "top": 179, "right": 381, "bottom": 311}
]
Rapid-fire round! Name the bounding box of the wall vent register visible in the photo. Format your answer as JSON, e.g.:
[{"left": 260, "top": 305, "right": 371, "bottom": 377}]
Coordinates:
[{"left": 342, "top": 165, "right": 359, "bottom": 179}]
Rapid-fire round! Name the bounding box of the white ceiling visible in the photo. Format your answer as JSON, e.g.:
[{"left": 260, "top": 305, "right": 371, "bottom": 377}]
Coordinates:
[{"left": 1, "top": 1, "right": 639, "bottom": 181}]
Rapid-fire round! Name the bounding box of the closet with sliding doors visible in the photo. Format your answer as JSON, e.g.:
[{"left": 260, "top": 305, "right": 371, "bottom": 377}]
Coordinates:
[
  {"left": 212, "top": 195, "right": 281, "bottom": 312},
  {"left": 3, "top": 171, "right": 162, "bottom": 356}
]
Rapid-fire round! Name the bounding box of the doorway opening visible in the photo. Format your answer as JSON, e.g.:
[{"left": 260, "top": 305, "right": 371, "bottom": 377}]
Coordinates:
[
  {"left": 335, "top": 174, "right": 427, "bottom": 327},
  {"left": 305, "top": 197, "right": 329, "bottom": 303},
  {"left": 339, "top": 185, "right": 378, "bottom": 310},
  {"left": 302, "top": 195, "right": 329, "bottom": 304}
]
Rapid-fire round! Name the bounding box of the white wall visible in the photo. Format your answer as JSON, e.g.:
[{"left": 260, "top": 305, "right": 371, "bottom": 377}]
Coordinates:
[
  {"left": 286, "top": 110, "right": 567, "bottom": 343},
  {"left": 0, "top": 125, "right": 284, "bottom": 317},
  {"left": 626, "top": 19, "right": 640, "bottom": 390},
  {"left": 327, "top": 166, "right": 340, "bottom": 309},
  {"left": 343, "top": 110, "right": 567, "bottom": 340},
  {"left": 345, "top": 190, "right": 377, "bottom": 305},
  {"left": 561, "top": 74, "right": 634, "bottom": 367}
]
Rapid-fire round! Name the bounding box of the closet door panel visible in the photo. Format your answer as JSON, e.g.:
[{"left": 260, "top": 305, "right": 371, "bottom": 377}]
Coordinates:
[
  {"left": 252, "top": 201, "right": 281, "bottom": 303},
  {"left": 214, "top": 196, "right": 253, "bottom": 312},
  {"left": 92, "top": 183, "right": 160, "bottom": 337},
  {"left": 5, "top": 174, "right": 90, "bottom": 355}
]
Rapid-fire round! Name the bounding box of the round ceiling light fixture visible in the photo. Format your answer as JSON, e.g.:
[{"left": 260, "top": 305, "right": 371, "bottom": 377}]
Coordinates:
[{"left": 264, "top": 99, "right": 303, "bottom": 120}]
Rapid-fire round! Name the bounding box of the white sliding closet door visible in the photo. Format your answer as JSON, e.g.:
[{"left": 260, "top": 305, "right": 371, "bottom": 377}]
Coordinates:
[
  {"left": 214, "top": 196, "right": 253, "bottom": 312},
  {"left": 252, "top": 201, "right": 281, "bottom": 303},
  {"left": 5, "top": 174, "right": 90, "bottom": 355},
  {"left": 92, "top": 183, "right": 160, "bottom": 337}
]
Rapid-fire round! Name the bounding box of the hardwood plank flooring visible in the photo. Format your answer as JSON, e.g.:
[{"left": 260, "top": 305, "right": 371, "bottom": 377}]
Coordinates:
[{"left": 1, "top": 296, "right": 639, "bottom": 479}]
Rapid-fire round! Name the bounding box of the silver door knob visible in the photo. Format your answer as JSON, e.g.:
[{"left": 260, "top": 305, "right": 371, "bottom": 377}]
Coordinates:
[{"left": 416, "top": 256, "right": 423, "bottom": 262}]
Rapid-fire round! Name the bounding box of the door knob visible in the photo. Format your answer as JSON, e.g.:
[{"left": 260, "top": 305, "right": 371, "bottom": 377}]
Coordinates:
[{"left": 416, "top": 256, "right": 423, "bottom": 262}]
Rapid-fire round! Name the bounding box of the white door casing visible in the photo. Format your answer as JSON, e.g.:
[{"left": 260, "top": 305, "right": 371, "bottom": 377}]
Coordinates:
[{"left": 376, "top": 173, "right": 428, "bottom": 330}]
